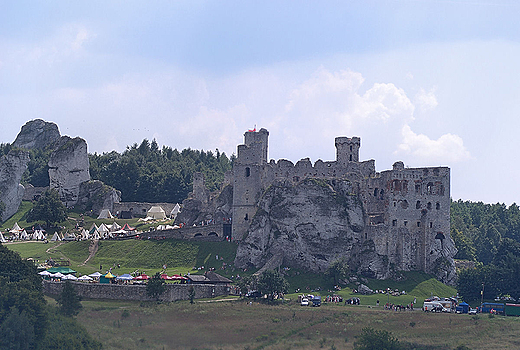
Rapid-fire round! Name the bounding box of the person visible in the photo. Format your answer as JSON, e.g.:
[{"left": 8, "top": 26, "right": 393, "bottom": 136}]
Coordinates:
[{"left": 377, "top": 299, "right": 380, "bottom": 306}]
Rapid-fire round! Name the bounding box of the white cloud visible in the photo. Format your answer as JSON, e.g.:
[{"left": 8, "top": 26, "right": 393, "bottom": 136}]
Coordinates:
[
  {"left": 414, "top": 87, "right": 438, "bottom": 113},
  {"left": 396, "top": 124, "right": 471, "bottom": 164}
]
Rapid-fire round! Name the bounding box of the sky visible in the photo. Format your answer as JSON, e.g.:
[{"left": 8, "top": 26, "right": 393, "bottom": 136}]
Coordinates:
[{"left": 1, "top": 0, "right": 520, "bottom": 205}]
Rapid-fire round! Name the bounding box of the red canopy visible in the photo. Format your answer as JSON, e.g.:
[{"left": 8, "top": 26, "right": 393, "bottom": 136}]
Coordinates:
[
  {"left": 171, "top": 274, "right": 188, "bottom": 280},
  {"left": 121, "top": 223, "right": 135, "bottom": 231},
  {"left": 134, "top": 274, "right": 149, "bottom": 280},
  {"left": 160, "top": 274, "right": 174, "bottom": 280}
]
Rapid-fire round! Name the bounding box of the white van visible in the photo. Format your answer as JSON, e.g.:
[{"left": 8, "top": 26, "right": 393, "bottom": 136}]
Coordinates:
[{"left": 423, "top": 301, "right": 445, "bottom": 312}]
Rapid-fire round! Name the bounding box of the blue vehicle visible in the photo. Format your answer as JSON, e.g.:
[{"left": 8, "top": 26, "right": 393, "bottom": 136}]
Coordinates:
[
  {"left": 312, "top": 296, "right": 321, "bottom": 307},
  {"left": 480, "top": 302, "right": 505, "bottom": 315}
]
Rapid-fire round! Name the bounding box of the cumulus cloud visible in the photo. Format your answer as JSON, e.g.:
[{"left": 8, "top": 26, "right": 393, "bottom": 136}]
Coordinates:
[
  {"left": 396, "top": 124, "right": 471, "bottom": 164},
  {"left": 414, "top": 87, "right": 438, "bottom": 113}
]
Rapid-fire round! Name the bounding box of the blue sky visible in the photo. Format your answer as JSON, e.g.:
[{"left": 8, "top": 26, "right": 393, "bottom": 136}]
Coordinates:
[{"left": 1, "top": 0, "right": 520, "bottom": 204}]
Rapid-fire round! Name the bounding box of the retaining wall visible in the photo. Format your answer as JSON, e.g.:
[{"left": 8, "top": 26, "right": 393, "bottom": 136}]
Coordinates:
[{"left": 43, "top": 280, "right": 230, "bottom": 302}]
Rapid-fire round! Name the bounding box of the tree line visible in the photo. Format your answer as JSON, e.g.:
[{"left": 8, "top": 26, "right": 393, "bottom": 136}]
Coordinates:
[
  {"left": 451, "top": 200, "right": 520, "bottom": 301},
  {"left": 4, "top": 138, "right": 233, "bottom": 204}
]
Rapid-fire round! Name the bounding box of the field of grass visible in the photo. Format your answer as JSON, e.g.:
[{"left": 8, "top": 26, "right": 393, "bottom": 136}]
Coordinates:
[{"left": 71, "top": 297, "right": 520, "bottom": 350}]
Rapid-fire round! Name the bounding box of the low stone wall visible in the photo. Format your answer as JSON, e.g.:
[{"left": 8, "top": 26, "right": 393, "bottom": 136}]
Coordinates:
[{"left": 43, "top": 280, "right": 230, "bottom": 302}]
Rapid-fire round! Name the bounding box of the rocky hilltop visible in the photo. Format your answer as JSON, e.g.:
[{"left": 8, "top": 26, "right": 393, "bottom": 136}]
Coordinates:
[
  {"left": 0, "top": 150, "right": 30, "bottom": 221},
  {"left": 12, "top": 119, "right": 60, "bottom": 150},
  {"left": 0, "top": 119, "right": 120, "bottom": 222}
]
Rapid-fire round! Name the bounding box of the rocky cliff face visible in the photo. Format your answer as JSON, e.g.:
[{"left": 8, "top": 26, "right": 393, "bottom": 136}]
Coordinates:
[
  {"left": 0, "top": 150, "right": 30, "bottom": 221},
  {"left": 48, "top": 136, "right": 91, "bottom": 207},
  {"left": 76, "top": 180, "right": 121, "bottom": 215},
  {"left": 12, "top": 119, "right": 61, "bottom": 149},
  {"left": 234, "top": 177, "right": 457, "bottom": 284},
  {"left": 234, "top": 178, "right": 392, "bottom": 276}
]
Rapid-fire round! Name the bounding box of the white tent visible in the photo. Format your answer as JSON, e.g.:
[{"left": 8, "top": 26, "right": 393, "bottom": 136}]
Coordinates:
[
  {"left": 78, "top": 275, "right": 93, "bottom": 282},
  {"left": 89, "top": 272, "right": 102, "bottom": 278},
  {"left": 81, "top": 229, "right": 90, "bottom": 240},
  {"left": 0, "top": 232, "right": 6, "bottom": 243},
  {"left": 147, "top": 206, "right": 166, "bottom": 219},
  {"left": 97, "top": 209, "right": 114, "bottom": 219},
  {"left": 10, "top": 222, "right": 22, "bottom": 234},
  {"left": 171, "top": 203, "right": 181, "bottom": 219},
  {"left": 62, "top": 274, "right": 78, "bottom": 281},
  {"left": 32, "top": 230, "right": 45, "bottom": 240},
  {"left": 98, "top": 223, "right": 109, "bottom": 234},
  {"left": 109, "top": 221, "right": 121, "bottom": 232},
  {"left": 50, "top": 232, "right": 61, "bottom": 242},
  {"left": 91, "top": 230, "right": 101, "bottom": 240},
  {"left": 19, "top": 230, "right": 29, "bottom": 240}
]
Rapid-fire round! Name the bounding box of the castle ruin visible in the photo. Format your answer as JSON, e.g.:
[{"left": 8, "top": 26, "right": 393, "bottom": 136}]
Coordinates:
[{"left": 231, "top": 128, "right": 455, "bottom": 280}]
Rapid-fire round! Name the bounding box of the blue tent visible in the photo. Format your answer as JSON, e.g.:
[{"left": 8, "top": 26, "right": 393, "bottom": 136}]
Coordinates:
[
  {"left": 116, "top": 274, "right": 134, "bottom": 281},
  {"left": 456, "top": 302, "right": 470, "bottom": 314}
]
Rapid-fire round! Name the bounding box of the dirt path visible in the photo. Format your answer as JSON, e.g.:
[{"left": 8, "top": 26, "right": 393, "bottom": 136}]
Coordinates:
[
  {"left": 80, "top": 239, "right": 99, "bottom": 266},
  {"left": 46, "top": 241, "right": 65, "bottom": 253}
]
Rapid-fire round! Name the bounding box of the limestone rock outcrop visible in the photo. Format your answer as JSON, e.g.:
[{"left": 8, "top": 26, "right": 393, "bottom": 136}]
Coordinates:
[
  {"left": 76, "top": 180, "right": 121, "bottom": 215},
  {"left": 0, "top": 150, "right": 30, "bottom": 221},
  {"left": 48, "top": 136, "right": 91, "bottom": 207},
  {"left": 234, "top": 178, "right": 390, "bottom": 275},
  {"left": 12, "top": 119, "right": 61, "bottom": 149}
]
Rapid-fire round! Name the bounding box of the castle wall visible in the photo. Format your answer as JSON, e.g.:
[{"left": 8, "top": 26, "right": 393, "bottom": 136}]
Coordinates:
[{"left": 43, "top": 280, "right": 230, "bottom": 302}]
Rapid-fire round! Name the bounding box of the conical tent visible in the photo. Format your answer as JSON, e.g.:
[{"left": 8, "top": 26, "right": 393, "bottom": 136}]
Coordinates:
[
  {"left": 97, "top": 209, "right": 114, "bottom": 219},
  {"left": 19, "top": 230, "right": 28, "bottom": 240},
  {"left": 98, "top": 223, "right": 109, "bottom": 233},
  {"left": 50, "top": 232, "right": 61, "bottom": 241},
  {"left": 147, "top": 206, "right": 166, "bottom": 219},
  {"left": 110, "top": 221, "right": 121, "bottom": 232},
  {"left": 91, "top": 230, "right": 101, "bottom": 240},
  {"left": 121, "top": 223, "right": 135, "bottom": 231},
  {"left": 0, "top": 232, "right": 6, "bottom": 243},
  {"left": 81, "top": 229, "right": 90, "bottom": 240},
  {"left": 10, "top": 222, "right": 22, "bottom": 234},
  {"left": 171, "top": 203, "right": 181, "bottom": 217}
]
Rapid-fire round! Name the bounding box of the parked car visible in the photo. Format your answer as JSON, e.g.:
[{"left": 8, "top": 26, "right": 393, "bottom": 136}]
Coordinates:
[
  {"left": 301, "top": 298, "right": 309, "bottom": 306},
  {"left": 468, "top": 308, "right": 477, "bottom": 315}
]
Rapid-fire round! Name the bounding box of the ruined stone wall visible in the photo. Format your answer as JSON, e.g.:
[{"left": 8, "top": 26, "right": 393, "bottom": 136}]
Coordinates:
[
  {"left": 43, "top": 280, "right": 230, "bottom": 302},
  {"left": 113, "top": 202, "right": 177, "bottom": 217}
]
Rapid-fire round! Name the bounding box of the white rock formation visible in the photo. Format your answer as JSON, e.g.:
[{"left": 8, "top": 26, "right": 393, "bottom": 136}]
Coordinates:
[
  {"left": 0, "top": 150, "right": 30, "bottom": 221},
  {"left": 12, "top": 119, "right": 61, "bottom": 149},
  {"left": 48, "top": 136, "right": 90, "bottom": 207}
]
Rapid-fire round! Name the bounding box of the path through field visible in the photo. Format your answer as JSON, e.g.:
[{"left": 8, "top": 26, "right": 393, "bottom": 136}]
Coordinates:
[{"left": 80, "top": 239, "right": 99, "bottom": 266}]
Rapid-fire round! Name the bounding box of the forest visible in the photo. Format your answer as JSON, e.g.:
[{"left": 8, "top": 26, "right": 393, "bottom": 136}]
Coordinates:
[{"left": 451, "top": 200, "right": 520, "bottom": 301}]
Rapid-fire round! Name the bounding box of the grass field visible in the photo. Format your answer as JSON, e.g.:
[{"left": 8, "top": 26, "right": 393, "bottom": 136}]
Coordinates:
[{"left": 67, "top": 297, "right": 520, "bottom": 350}]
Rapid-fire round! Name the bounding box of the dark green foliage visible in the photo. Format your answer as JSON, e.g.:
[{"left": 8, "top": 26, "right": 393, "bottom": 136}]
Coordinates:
[
  {"left": 327, "top": 258, "right": 349, "bottom": 285},
  {"left": 37, "top": 307, "right": 102, "bottom": 350},
  {"left": 452, "top": 200, "right": 520, "bottom": 301},
  {"left": 56, "top": 281, "right": 83, "bottom": 317},
  {"left": 89, "top": 139, "right": 232, "bottom": 203},
  {"left": 27, "top": 188, "right": 67, "bottom": 228},
  {"left": 353, "top": 327, "right": 400, "bottom": 350},
  {"left": 257, "top": 270, "right": 289, "bottom": 302},
  {"left": 146, "top": 272, "right": 165, "bottom": 300},
  {"left": 22, "top": 147, "right": 53, "bottom": 187},
  {"left": 0, "top": 245, "right": 47, "bottom": 344},
  {"left": 0, "top": 307, "right": 34, "bottom": 350}
]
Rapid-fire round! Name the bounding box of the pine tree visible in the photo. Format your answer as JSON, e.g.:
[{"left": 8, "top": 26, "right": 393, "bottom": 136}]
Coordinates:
[{"left": 57, "top": 281, "right": 82, "bottom": 317}]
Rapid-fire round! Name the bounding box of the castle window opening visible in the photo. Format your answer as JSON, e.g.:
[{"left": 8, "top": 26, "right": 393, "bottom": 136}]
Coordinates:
[
  {"left": 393, "top": 202, "right": 396, "bottom": 207},
  {"left": 427, "top": 202, "right": 432, "bottom": 210},
  {"left": 365, "top": 233, "right": 368, "bottom": 239},
  {"left": 392, "top": 219, "right": 397, "bottom": 226},
  {"left": 374, "top": 188, "right": 378, "bottom": 197},
  {"left": 417, "top": 221, "right": 421, "bottom": 227},
  {"left": 350, "top": 145, "right": 353, "bottom": 151},
  {"left": 436, "top": 202, "right": 440, "bottom": 210},
  {"left": 350, "top": 154, "right": 352, "bottom": 161},
  {"left": 415, "top": 184, "right": 421, "bottom": 193},
  {"left": 416, "top": 201, "right": 421, "bottom": 209},
  {"left": 430, "top": 222, "right": 433, "bottom": 228},
  {"left": 245, "top": 167, "right": 251, "bottom": 177},
  {"left": 380, "top": 189, "right": 384, "bottom": 199},
  {"left": 244, "top": 213, "right": 248, "bottom": 221},
  {"left": 401, "top": 200, "right": 409, "bottom": 209},
  {"left": 427, "top": 182, "right": 434, "bottom": 195},
  {"left": 404, "top": 221, "right": 408, "bottom": 226}
]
